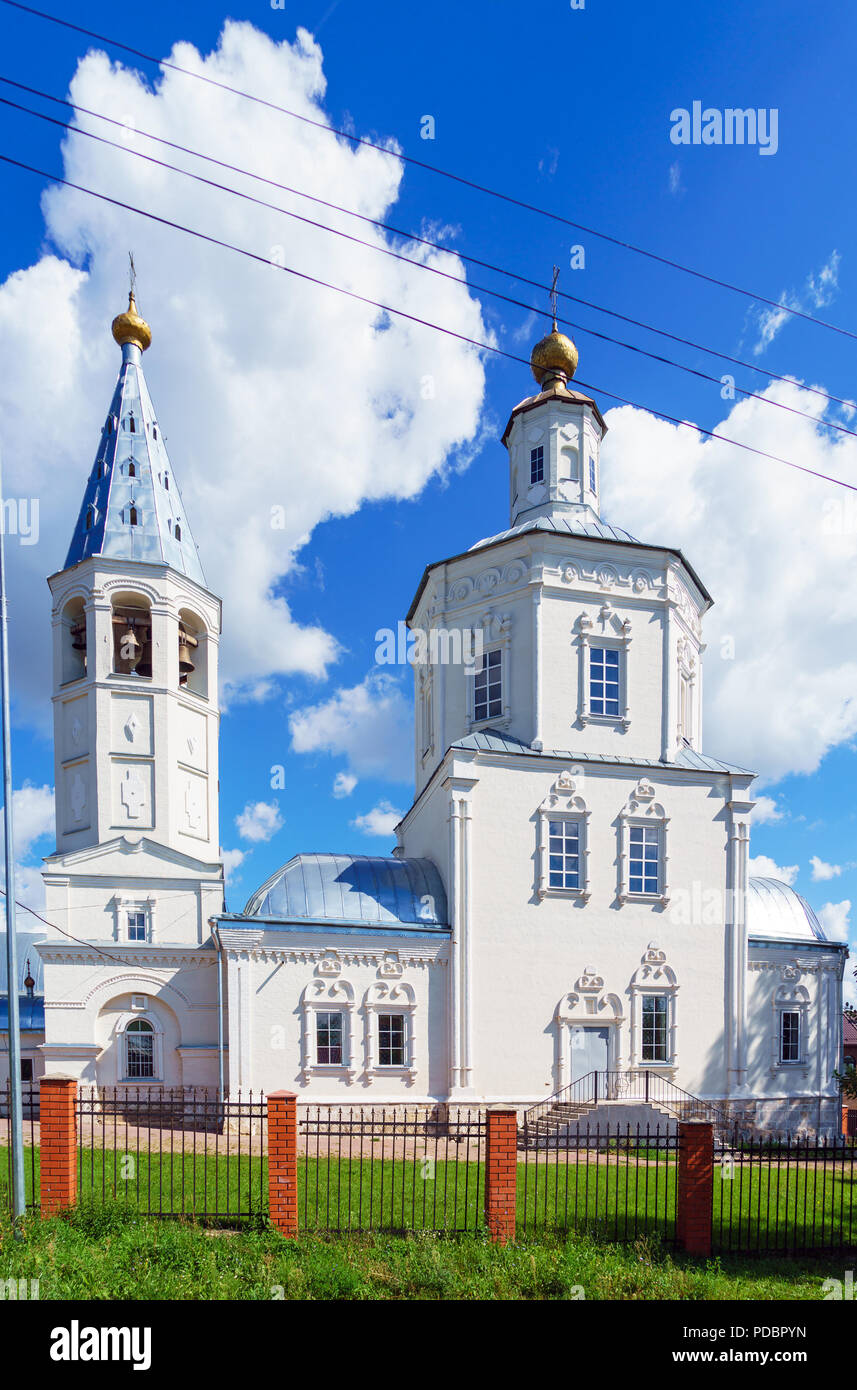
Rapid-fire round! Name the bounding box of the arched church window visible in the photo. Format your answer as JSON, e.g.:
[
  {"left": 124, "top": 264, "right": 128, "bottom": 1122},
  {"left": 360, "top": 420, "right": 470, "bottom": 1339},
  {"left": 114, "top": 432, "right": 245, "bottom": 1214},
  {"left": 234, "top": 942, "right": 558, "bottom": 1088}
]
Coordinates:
[
  {"left": 128, "top": 506, "right": 139, "bottom": 526},
  {"left": 127, "top": 414, "right": 136, "bottom": 434},
  {"left": 125, "top": 1019, "right": 155, "bottom": 1079},
  {"left": 163, "top": 474, "right": 169, "bottom": 490},
  {"left": 174, "top": 521, "right": 182, "bottom": 541},
  {"left": 127, "top": 461, "right": 136, "bottom": 479},
  {"left": 85, "top": 506, "right": 95, "bottom": 531},
  {"left": 178, "top": 608, "right": 207, "bottom": 696},
  {"left": 153, "top": 425, "right": 158, "bottom": 440},
  {"left": 111, "top": 593, "right": 152, "bottom": 678},
  {"left": 61, "top": 597, "right": 87, "bottom": 682}
]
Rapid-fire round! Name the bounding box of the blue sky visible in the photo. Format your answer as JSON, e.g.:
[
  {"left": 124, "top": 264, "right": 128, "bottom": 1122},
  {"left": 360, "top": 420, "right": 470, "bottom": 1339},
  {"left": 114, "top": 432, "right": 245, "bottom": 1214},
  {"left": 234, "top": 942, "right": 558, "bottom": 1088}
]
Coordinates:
[{"left": 0, "top": 0, "right": 855, "bottom": 980}]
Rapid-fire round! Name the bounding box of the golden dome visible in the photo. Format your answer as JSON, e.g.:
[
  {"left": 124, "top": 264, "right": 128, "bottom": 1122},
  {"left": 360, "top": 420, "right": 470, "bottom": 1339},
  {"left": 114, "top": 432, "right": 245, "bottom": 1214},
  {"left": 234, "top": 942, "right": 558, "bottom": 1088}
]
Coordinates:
[
  {"left": 530, "top": 325, "right": 578, "bottom": 387},
  {"left": 111, "top": 291, "right": 152, "bottom": 352}
]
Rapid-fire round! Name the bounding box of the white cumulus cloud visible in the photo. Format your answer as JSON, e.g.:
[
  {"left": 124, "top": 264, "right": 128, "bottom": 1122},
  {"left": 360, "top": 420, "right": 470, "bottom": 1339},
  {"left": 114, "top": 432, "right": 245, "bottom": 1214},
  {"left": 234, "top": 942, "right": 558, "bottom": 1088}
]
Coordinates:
[
  {"left": 811, "top": 855, "right": 842, "bottom": 881},
  {"left": 235, "top": 799, "right": 283, "bottom": 843},
  {"left": 748, "top": 855, "right": 799, "bottom": 886},
  {"left": 332, "top": 770, "right": 357, "bottom": 799},
  {"left": 601, "top": 381, "right": 857, "bottom": 782},
  {"left": 818, "top": 899, "right": 850, "bottom": 943},
  {"left": 221, "top": 847, "right": 247, "bottom": 883},
  {"left": 289, "top": 670, "right": 411, "bottom": 781},
  {"left": 350, "top": 800, "right": 403, "bottom": 838},
  {"left": 751, "top": 795, "right": 783, "bottom": 824},
  {"left": 0, "top": 20, "right": 489, "bottom": 727}
]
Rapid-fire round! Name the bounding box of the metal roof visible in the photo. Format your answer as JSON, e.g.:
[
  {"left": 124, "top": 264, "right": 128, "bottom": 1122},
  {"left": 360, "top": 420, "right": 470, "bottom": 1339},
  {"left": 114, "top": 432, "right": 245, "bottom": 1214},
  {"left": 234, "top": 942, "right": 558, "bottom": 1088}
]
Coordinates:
[
  {"left": 244, "top": 853, "right": 448, "bottom": 928},
  {"left": 747, "top": 878, "right": 828, "bottom": 944},
  {"left": 469, "top": 513, "right": 640, "bottom": 551},
  {"left": 451, "top": 727, "right": 755, "bottom": 776},
  {"left": 0, "top": 995, "right": 45, "bottom": 1032},
  {"left": 64, "top": 343, "right": 205, "bottom": 585}
]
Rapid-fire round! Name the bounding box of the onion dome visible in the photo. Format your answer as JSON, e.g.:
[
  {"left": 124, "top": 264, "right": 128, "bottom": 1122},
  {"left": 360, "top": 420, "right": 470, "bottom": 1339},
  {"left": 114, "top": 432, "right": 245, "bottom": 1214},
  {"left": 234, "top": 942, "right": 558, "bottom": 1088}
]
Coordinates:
[
  {"left": 530, "top": 322, "right": 579, "bottom": 388},
  {"left": 111, "top": 290, "right": 152, "bottom": 352}
]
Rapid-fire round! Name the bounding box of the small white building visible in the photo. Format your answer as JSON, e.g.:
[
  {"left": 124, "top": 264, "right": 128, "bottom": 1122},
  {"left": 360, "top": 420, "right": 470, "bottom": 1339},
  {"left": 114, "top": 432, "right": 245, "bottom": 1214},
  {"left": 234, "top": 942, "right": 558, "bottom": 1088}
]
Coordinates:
[{"left": 22, "top": 296, "right": 846, "bottom": 1135}]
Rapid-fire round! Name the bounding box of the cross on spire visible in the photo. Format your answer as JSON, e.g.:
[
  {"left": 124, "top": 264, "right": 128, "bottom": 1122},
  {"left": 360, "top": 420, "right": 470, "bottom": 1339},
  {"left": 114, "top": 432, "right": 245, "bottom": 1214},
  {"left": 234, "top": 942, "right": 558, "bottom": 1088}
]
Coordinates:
[
  {"left": 128, "top": 251, "right": 137, "bottom": 298},
  {"left": 550, "top": 265, "right": 560, "bottom": 330}
]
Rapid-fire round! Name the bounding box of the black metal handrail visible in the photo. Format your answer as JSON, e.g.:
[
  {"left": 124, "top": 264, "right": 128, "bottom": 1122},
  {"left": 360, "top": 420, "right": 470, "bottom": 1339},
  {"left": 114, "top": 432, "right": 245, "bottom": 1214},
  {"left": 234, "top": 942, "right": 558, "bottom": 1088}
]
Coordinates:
[{"left": 523, "top": 1070, "right": 735, "bottom": 1137}]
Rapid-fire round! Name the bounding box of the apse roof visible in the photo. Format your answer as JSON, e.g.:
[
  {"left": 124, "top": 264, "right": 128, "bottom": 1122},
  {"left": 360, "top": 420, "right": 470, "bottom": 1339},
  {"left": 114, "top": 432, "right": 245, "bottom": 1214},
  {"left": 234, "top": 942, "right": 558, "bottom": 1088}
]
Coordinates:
[
  {"left": 0, "top": 995, "right": 45, "bottom": 1032},
  {"left": 747, "top": 877, "right": 829, "bottom": 944},
  {"left": 64, "top": 342, "right": 205, "bottom": 586},
  {"left": 243, "top": 853, "right": 448, "bottom": 928}
]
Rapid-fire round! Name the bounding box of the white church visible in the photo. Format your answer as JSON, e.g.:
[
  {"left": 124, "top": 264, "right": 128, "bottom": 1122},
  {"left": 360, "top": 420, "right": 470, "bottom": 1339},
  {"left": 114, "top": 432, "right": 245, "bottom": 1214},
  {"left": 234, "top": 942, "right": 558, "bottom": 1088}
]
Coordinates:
[{"left": 6, "top": 290, "right": 847, "bottom": 1135}]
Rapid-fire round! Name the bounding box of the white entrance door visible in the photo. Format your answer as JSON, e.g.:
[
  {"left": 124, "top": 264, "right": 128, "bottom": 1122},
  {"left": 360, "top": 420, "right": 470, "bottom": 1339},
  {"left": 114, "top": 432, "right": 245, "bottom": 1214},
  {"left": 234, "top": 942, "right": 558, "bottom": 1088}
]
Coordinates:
[{"left": 569, "top": 1025, "right": 609, "bottom": 1083}]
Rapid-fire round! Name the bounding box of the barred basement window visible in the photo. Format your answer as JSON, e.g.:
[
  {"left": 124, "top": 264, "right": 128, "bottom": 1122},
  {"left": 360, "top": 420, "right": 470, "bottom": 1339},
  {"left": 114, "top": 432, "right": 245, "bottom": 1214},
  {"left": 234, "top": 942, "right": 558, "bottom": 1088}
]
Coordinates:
[
  {"left": 316, "top": 1011, "right": 343, "bottom": 1065},
  {"left": 378, "top": 1013, "right": 406, "bottom": 1067},
  {"left": 641, "top": 995, "right": 668, "bottom": 1063}
]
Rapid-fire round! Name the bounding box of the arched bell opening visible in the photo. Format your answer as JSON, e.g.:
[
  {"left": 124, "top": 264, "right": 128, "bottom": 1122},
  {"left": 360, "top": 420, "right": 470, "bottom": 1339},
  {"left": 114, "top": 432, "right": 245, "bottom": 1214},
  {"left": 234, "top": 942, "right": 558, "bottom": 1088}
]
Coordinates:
[
  {"left": 178, "top": 608, "right": 207, "bottom": 696},
  {"left": 61, "top": 597, "right": 87, "bottom": 682},
  {"left": 111, "top": 592, "right": 153, "bottom": 678}
]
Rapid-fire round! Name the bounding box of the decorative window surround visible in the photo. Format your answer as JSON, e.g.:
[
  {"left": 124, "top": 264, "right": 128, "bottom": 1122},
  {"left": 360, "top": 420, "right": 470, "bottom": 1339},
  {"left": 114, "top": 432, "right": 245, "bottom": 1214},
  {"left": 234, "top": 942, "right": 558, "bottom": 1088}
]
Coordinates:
[
  {"left": 300, "top": 979, "right": 356, "bottom": 1083},
  {"left": 537, "top": 770, "right": 591, "bottom": 901},
  {"left": 617, "top": 781, "right": 670, "bottom": 906},
  {"left": 112, "top": 894, "right": 156, "bottom": 943},
  {"left": 115, "top": 1011, "right": 163, "bottom": 1082},
  {"left": 771, "top": 976, "right": 810, "bottom": 1077},
  {"left": 466, "top": 610, "right": 512, "bottom": 732},
  {"left": 555, "top": 971, "right": 624, "bottom": 1091},
  {"left": 628, "top": 944, "right": 678, "bottom": 1070},
  {"left": 575, "top": 606, "right": 632, "bottom": 729},
  {"left": 362, "top": 981, "right": 417, "bottom": 1084}
]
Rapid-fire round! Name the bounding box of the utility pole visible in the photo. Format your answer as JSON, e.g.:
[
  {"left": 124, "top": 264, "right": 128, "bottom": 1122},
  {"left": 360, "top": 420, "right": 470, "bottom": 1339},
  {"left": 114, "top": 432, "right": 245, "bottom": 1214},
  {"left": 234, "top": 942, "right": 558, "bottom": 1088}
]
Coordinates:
[{"left": 0, "top": 448, "right": 25, "bottom": 1222}]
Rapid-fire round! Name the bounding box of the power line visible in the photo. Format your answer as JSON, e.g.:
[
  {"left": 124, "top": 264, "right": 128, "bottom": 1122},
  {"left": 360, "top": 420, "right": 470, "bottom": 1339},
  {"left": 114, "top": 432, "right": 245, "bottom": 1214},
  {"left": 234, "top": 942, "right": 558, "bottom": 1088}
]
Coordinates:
[
  {"left": 2, "top": 150, "right": 856, "bottom": 495},
  {"left": 5, "top": 93, "right": 857, "bottom": 446},
  {"left": 2, "top": 0, "right": 855, "bottom": 342},
  {"left": 4, "top": 74, "right": 853, "bottom": 419}
]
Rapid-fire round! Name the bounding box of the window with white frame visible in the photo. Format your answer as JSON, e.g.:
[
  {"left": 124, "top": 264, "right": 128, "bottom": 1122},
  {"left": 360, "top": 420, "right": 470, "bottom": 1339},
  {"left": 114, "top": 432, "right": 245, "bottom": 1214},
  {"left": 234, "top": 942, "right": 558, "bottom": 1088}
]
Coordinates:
[
  {"left": 589, "top": 455, "right": 597, "bottom": 494},
  {"left": 473, "top": 647, "right": 502, "bottom": 723},
  {"left": 548, "top": 819, "right": 581, "bottom": 890},
  {"left": 641, "top": 995, "right": 669, "bottom": 1063},
  {"left": 779, "top": 1009, "right": 801, "bottom": 1064},
  {"left": 590, "top": 646, "right": 621, "bottom": 717},
  {"left": 378, "top": 1013, "right": 406, "bottom": 1067},
  {"left": 127, "top": 910, "right": 147, "bottom": 943},
  {"left": 316, "top": 1010, "right": 344, "bottom": 1066},
  {"left": 537, "top": 773, "right": 591, "bottom": 900},
  {"left": 125, "top": 1018, "right": 155, "bottom": 1078},
  {"left": 530, "top": 445, "right": 544, "bottom": 484},
  {"left": 629, "top": 825, "right": 660, "bottom": 896},
  {"left": 617, "top": 784, "right": 670, "bottom": 905}
]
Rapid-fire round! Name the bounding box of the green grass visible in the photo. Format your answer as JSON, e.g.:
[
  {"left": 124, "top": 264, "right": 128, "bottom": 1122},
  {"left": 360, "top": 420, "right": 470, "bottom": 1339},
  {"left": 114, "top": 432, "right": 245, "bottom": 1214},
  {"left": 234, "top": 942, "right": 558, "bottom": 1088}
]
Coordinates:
[
  {"left": 4, "top": 1145, "right": 856, "bottom": 1254},
  {"left": 0, "top": 1203, "right": 848, "bottom": 1300}
]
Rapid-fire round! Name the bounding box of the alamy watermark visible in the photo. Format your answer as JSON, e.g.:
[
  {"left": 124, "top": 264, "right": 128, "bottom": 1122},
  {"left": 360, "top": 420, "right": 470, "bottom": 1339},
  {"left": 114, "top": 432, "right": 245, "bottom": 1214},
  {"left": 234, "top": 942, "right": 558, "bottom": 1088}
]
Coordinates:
[
  {"left": 0, "top": 497, "right": 39, "bottom": 546},
  {"left": 670, "top": 103, "right": 778, "bottom": 156},
  {"left": 375, "top": 620, "right": 484, "bottom": 672}
]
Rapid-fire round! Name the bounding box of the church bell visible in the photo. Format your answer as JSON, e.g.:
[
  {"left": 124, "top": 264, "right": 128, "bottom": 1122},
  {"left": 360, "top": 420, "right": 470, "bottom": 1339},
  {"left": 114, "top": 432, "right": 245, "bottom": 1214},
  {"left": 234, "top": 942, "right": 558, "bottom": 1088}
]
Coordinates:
[{"left": 178, "top": 624, "right": 198, "bottom": 685}]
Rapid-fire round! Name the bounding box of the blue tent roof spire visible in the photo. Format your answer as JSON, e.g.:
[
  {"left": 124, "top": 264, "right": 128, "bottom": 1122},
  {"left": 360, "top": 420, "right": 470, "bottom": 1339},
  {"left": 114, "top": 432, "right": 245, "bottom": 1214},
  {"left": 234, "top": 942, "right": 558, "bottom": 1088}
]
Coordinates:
[{"left": 64, "top": 292, "right": 206, "bottom": 586}]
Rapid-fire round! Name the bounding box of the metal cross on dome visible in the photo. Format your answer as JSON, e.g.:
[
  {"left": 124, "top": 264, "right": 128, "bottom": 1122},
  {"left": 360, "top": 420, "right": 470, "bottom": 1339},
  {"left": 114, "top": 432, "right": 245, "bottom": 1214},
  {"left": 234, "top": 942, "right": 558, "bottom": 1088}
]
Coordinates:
[
  {"left": 550, "top": 265, "right": 560, "bottom": 329},
  {"left": 128, "top": 251, "right": 137, "bottom": 297}
]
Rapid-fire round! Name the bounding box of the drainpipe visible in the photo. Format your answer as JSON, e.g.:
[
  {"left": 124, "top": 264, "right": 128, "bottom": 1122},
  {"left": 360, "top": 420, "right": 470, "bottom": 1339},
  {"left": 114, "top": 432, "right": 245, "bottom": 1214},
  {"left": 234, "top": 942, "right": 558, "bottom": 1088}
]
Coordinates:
[{"left": 210, "top": 919, "right": 225, "bottom": 1105}]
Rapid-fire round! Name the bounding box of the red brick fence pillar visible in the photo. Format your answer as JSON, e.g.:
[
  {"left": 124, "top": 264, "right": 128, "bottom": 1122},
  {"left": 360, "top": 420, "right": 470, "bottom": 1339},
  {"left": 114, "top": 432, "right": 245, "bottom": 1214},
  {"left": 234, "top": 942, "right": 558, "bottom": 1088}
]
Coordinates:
[
  {"left": 676, "top": 1119, "right": 714, "bottom": 1256},
  {"left": 485, "top": 1105, "right": 517, "bottom": 1244},
  {"left": 843, "top": 1105, "right": 850, "bottom": 1138},
  {"left": 267, "top": 1091, "right": 298, "bottom": 1237},
  {"left": 39, "top": 1075, "right": 78, "bottom": 1215}
]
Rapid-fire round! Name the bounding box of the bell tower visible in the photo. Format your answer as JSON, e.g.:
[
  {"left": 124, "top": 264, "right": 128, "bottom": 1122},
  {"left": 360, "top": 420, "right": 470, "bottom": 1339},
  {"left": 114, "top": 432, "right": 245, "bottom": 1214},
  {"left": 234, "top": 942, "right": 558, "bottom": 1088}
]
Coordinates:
[{"left": 42, "top": 289, "right": 224, "bottom": 947}]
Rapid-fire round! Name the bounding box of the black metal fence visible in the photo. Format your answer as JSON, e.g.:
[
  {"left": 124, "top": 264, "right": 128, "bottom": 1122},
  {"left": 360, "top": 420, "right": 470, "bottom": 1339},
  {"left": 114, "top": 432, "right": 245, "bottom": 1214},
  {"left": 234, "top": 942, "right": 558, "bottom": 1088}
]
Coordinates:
[
  {"left": 75, "top": 1087, "right": 267, "bottom": 1223},
  {"left": 518, "top": 1120, "right": 678, "bottom": 1243},
  {"left": 0, "top": 1082, "right": 39, "bottom": 1212},
  {"left": 714, "top": 1135, "right": 857, "bottom": 1255},
  {"left": 298, "top": 1106, "right": 485, "bottom": 1233}
]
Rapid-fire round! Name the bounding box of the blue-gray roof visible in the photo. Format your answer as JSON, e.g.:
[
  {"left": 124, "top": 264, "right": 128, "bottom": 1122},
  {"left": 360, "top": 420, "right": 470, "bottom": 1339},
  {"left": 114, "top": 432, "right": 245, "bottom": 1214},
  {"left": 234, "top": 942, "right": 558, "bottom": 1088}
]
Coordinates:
[
  {"left": 64, "top": 342, "right": 204, "bottom": 585},
  {"left": 244, "top": 854, "right": 448, "bottom": 927},
  {"left": 0, "top": 995, "right": 45, "bottom": 1032},
  {"left": 470, "top": 514, "right": 639, "bottom": 551},
  {"left": 452, "top": 727, "right": 755, "bottom": 776}
]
